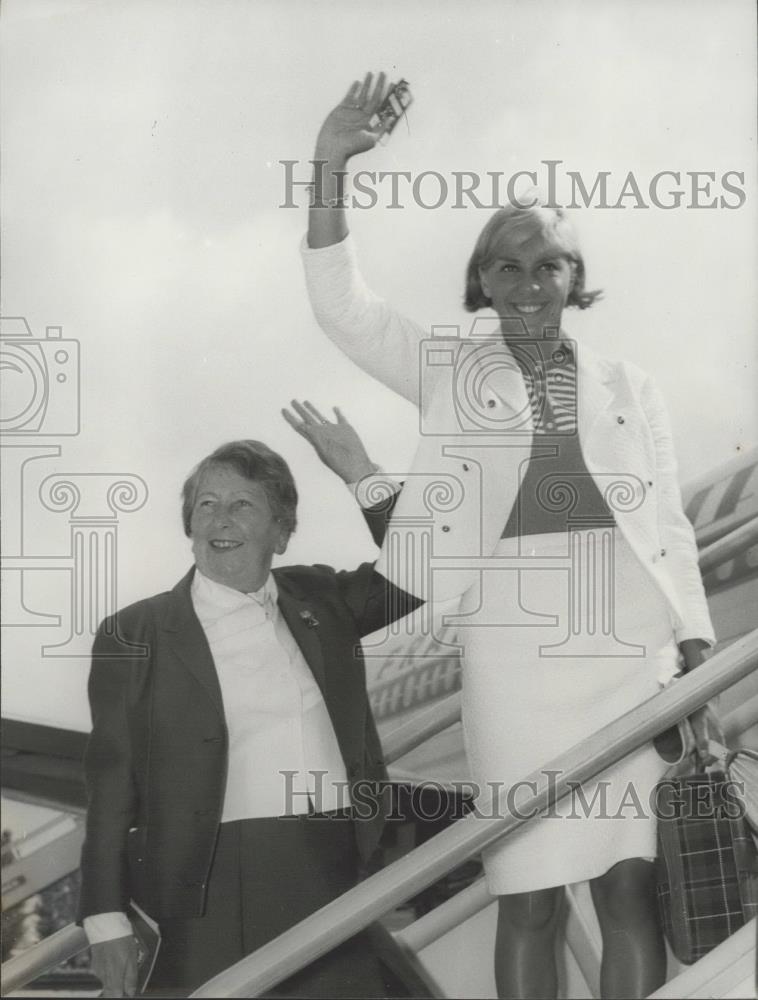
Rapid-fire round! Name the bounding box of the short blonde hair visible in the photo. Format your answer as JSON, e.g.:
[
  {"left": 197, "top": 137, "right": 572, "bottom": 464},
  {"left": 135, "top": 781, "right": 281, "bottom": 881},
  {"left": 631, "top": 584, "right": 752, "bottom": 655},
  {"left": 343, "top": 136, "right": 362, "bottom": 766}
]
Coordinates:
[{"left": 464, "top": 204, "right": 602, "bottom": 312}]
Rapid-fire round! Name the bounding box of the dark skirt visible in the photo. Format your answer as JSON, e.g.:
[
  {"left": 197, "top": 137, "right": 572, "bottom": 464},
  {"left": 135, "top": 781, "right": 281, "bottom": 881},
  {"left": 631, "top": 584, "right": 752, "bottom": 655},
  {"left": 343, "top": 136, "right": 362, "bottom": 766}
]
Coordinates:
[{"left": 147, "top": 813, "right": 391, "bottom": 998}]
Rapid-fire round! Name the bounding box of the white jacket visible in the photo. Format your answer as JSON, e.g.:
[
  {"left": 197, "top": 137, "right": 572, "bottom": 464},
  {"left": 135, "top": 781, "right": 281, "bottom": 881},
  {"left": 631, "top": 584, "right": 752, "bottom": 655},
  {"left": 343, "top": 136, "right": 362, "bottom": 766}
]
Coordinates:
[{"left": 301, "top": 235, "right": 715, "bottom": 647}]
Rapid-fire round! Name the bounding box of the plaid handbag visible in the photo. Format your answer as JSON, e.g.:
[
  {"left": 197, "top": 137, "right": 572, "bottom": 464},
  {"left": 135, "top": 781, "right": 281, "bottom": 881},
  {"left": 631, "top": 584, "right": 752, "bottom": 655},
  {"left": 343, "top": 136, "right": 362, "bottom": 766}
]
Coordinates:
[{"left": 655, "top": 749, "right": 758, "bottom": 964}]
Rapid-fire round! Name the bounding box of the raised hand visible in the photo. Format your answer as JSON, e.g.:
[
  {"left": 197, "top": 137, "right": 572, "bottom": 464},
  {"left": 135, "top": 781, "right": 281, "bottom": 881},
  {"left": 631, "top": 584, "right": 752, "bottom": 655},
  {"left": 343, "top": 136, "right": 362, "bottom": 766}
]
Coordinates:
[
  {"left": 282, "top": 400, "right": 376, "bottom": 484},
  {"left": 314, "top": 72, "right": 389, "bottom": 166}
]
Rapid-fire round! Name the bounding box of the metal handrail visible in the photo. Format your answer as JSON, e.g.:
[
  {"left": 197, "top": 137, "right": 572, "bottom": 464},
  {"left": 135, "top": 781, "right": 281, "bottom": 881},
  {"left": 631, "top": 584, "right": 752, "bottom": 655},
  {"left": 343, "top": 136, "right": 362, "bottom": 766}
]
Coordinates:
[
  {"left": 698, "top": 515, "right": 758, "bottom": 573},
  {"left": 4, "top": 633, "right": 756, "bottom": 996},
  {"left": 190, "top": 628, "right": 758, "bottom": 997},
  {"left": 381, "top": 691, "right": 461, "bottom": 765},
  {"left": 648, "top": 918, "right": 757, "bottom": 998},
  {"left": 380, "top": 516, "right": 758, "bottom": 769},
  {"left": 4, "top": 528, "right": 754, "bottom": 997},
  {"left": 0, "top": 924, "right": 88, "bottom": 996},
  {"left": 393, "top": 686, "right": 758, "bottom": 957}
]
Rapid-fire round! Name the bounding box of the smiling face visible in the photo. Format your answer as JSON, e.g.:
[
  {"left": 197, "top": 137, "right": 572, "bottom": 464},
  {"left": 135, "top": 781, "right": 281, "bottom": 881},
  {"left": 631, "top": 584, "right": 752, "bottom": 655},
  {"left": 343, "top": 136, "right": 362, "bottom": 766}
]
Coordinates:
[
  {"left": 189, "top": 464, "right": 289, "bottom": 593},
  {"left": 478, "top": 230, "right": 575, "bottom": 338}
]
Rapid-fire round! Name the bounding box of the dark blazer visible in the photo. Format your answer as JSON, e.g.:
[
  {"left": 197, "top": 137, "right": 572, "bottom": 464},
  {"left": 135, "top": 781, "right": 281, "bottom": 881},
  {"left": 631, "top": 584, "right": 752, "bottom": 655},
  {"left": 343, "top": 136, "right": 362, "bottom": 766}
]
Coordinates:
[{"left": 79, "top": 507, "right": 416, "bottom": 922}]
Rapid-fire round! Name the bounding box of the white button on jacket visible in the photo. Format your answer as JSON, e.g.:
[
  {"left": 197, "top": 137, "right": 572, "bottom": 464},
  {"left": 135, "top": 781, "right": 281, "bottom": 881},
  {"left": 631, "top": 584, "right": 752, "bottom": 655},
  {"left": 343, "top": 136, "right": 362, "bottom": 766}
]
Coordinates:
[{"left": 301, "top": 235, "right": 715, "bottom": 647}]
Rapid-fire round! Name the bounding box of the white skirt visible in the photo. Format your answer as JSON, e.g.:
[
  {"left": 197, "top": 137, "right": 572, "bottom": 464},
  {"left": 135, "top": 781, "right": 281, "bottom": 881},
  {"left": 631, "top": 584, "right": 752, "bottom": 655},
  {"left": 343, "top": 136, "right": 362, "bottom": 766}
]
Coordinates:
[{"left": 458, "top": 528, "right": 679, "bottom": 894}]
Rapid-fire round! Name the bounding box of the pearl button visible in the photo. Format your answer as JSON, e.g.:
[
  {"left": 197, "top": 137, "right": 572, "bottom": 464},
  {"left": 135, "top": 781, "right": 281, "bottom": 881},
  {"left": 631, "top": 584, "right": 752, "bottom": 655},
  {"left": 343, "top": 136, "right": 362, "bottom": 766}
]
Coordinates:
[
  {"left": 486, "top": 399, "right": 496, "bottom": 409},
  {"left": 442, "top": 525, "right": 451, "bottom": 533}
]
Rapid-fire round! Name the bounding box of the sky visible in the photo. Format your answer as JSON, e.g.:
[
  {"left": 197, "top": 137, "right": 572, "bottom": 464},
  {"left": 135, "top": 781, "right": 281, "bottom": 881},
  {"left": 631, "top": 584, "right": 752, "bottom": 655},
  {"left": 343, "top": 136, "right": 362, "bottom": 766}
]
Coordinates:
[{"left": 1, "top": 0, "right": 756, "bottom": 730}]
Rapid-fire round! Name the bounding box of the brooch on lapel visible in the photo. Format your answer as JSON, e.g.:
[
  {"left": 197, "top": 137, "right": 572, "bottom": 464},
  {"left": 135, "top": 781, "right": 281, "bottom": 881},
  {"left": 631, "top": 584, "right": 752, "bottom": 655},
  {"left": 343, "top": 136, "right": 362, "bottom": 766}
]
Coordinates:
[{"left": 299, "top": 609, "right": 320, "bottom": 629}]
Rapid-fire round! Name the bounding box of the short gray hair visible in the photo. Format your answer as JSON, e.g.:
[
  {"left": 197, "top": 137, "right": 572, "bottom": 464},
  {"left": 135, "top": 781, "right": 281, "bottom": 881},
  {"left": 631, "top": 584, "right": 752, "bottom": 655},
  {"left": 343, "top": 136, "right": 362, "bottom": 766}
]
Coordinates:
[{"left": 181, "top": 440, "right": 298, "bottom": 537}]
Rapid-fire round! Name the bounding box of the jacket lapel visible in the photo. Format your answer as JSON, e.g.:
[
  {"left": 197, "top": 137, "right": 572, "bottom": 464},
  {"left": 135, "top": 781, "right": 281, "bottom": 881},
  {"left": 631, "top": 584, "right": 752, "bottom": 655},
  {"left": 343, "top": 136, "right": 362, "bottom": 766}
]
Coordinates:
[
  {"left": 467, "top": 336, "right": 621, "bottom": 445},
  {"left": 468, "top": 328, "right": 532, "bottom": 426},
  {"left": 576, "top": 343, "right": 617, "bottom": 461},
  {"left": 273, "top": 573, "right": 327, "bottom": 696},
  {"left": 159, "top": 567, "right": 225, "bottom": 720},
  {"left": 273, "top": 571, "right": 365, "bottom": 762}
]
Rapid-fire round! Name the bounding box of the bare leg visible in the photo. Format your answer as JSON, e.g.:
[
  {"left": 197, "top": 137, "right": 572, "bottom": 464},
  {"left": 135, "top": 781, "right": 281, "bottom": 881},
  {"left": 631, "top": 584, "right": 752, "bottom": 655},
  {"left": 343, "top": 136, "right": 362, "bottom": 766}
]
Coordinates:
[
  {"left": 494, "top": 886, "right": 564, "bottom": 1000},
  {"left": 589, "top": 858, "right": 666, "bottom": 999}
]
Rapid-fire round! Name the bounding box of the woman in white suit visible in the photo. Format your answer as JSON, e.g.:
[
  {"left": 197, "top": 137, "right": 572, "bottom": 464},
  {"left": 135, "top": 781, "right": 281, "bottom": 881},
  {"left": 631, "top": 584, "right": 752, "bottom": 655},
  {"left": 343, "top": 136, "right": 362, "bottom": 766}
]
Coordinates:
[{"left": 300, "top": 73, "right": 717, "bottom": 999}]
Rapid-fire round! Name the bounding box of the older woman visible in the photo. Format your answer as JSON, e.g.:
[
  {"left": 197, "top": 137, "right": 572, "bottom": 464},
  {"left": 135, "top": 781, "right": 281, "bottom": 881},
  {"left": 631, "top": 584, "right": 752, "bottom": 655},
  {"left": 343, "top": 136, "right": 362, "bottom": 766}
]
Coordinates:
[
  {"left": 301, "top": 73, "right": 718, "bottom": 999},
  {"left": 79, "top": 413, "right": 420, "bottom": 998}
]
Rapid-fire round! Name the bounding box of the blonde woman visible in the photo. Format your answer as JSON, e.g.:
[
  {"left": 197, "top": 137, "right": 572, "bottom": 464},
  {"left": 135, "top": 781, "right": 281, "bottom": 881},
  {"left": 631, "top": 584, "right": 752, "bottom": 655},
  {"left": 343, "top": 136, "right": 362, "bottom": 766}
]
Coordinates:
[{"left": 300, "top": 73, "right": 718, "bottom": 999}]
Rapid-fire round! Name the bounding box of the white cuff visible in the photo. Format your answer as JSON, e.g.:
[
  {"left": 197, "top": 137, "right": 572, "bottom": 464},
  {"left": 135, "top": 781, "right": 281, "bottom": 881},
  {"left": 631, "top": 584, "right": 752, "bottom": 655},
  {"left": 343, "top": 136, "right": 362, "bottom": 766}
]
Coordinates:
[
  {"left": 674, "top": 628, "right": 716, "bottom": 648},
  {"left": 346, "top": 468, "right": 401, "bottom": 508},
  {"left": 300, "top": 231, "right": 352, "bottom": 255},
  {"left": 83, "top": 911, "right": 133, "bottom": 944},
  {"left": 656, "top": 639, "right": 684, "bottom": 687}
]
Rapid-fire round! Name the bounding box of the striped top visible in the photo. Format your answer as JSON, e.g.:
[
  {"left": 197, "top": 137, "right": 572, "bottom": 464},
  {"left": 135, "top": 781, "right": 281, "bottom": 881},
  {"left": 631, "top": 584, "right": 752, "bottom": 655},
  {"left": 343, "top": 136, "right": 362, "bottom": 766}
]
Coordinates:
[
  {"left": 502, "top": 341, "right": 614, "bottom": 538},
  {"left": 513, "top": 339, "right": 578, "bottom": 435}
]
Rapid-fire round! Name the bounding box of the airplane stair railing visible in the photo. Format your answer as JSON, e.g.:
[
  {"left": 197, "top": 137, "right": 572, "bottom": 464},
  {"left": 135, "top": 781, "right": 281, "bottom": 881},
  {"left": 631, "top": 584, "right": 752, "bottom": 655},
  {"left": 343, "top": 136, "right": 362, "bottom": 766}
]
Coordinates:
[
  {"left": 375, "top": 513, "right": 758, "bottom": 765},
  {"left": 2, "top": 517, "right": 756, "bottom": 996},
  {"left": 3, "top": 631, "right": 756, "bottom": 997},
  {"left": 387, "top": 687, "right": 757, "bottom": 998},
  {"left": 647, "top": 918, "right": 757, "bottom": 998},
  {"left": 697, "top": 515, "right": 758, "bottom": 573},
  {"left": 184, "top": 627, "right": 758, "bottom": 998},
  {"left": 1, "top": 924, "right": 89, "bottom": 997},
  {"left": 5, "top": 633, "right": 756, "bottom": 997},
  {"left": 381, "top": 691, "right": 462, "bottom": 766}
]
